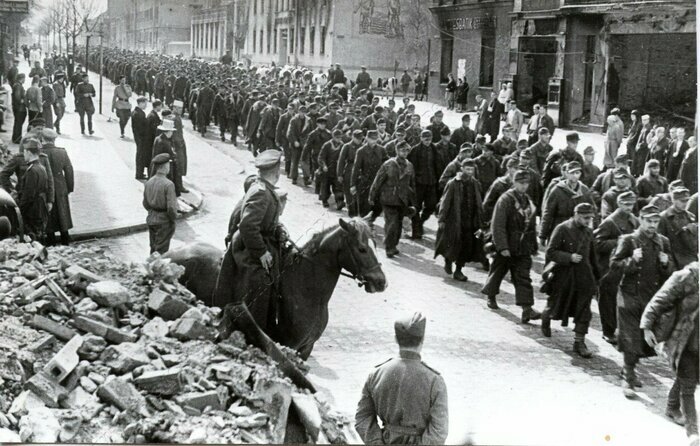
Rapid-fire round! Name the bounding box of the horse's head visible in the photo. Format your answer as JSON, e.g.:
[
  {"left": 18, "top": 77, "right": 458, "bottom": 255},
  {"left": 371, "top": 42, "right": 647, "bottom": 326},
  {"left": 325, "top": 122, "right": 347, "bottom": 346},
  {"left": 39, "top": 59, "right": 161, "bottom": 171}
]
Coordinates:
[{"left": 337, "top": 218, "right": 387, "bottom": 293}]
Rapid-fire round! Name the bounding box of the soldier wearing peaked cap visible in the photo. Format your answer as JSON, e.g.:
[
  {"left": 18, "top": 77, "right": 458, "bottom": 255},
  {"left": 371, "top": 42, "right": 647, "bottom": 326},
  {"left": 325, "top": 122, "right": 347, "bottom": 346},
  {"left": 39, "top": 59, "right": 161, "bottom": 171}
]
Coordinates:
[
  {"left": 610, "top": 204, "right": 674, "bottom": 398},
  {"left": 355, "top": 312, "right": 449, "bottom": 445},
  {"left": 541, "top": 202, "right": 600, "bottom": 358},
  {"left": 658, "top": 187, "right": 698, "bottom": 269},
  {"left": 143, "top": 153, "right": 178, "bottom": 255},
  {"left": 593, "top": 190, "right": 639, "bottom": 345},
  {"left": 214, "top": 150, "right": 291, "bottom": 336}
]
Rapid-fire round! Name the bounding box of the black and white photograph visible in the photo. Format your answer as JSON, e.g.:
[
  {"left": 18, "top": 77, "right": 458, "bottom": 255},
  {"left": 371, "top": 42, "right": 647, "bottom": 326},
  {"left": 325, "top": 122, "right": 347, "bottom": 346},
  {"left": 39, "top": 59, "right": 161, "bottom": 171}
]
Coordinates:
[{"left": 0, "top": 0, "right": 697, "bottom": 444}]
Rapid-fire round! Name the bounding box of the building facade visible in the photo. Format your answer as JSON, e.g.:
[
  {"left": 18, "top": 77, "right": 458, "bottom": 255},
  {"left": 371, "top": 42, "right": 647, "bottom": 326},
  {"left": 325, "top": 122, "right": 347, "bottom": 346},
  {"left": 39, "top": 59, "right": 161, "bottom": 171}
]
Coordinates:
[
  {"left": 191, "top": 0, "right": 247, "bottom": 59},
  {"left": 105, "top": 0, "right": 206, "bottom": 53},
  {"left": 430, "top": 0, "right": 696, "bottom": 127},
  {"left": 243, "top": 0, "right": 432, "bottom": 87}
]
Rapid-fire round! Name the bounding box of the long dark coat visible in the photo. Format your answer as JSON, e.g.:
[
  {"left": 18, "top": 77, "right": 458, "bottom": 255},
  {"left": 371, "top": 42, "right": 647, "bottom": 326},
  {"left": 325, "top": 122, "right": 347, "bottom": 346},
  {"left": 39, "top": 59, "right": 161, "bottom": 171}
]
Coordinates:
[
  {"left": 679, "top": 148, "right": 698, "bottom": 195},
  {"left": 435, "top": 173, "right": 485, "bottom": 263},
  {"left": 544, "top": 219, "right": 599, "bottom": 323},
  {"left": 44, "top": 144, "right": 74, "bottom": 232},
  {"left": 658, "top": 206, "right": 698, "bottom": 268},
  {"left": 540, "top": 181, "right": 595, "bottom": 241},
  {"left": 610, "top": 229, "right": 674, "bottom": 357},
  {"left": 172, "top": 114, "right": 188, "bottom": 176}
]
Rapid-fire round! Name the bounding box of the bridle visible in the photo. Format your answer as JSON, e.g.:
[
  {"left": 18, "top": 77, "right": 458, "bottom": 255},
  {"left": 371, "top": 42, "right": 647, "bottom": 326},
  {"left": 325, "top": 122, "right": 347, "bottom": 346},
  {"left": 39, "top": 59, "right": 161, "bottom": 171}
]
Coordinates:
[{"left": 339, "top": 235, "right": 383, "bottom": 288}]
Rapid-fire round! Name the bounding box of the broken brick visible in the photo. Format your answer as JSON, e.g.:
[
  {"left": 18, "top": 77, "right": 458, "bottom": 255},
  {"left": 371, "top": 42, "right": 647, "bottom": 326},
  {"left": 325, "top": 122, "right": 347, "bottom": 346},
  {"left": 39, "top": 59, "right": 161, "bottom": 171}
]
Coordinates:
[
  {"left": 96, "top": 378, "right": 146, "bottom": 412},
  {"left": 65, "top": 265, "right": 104, "bottom": 283},
  {"left": 72, "top": 315, "right": 138, "bottom": 344},
  {"left": 133, "top": 369, "right": 183, "bottom": 395},
  {"left": 147, "top": 289, "right": 191, "bottom": 321},
  {"left": 77, "top": 334, "right": 108, "bottom": 361},
  {"left": 175, "top": 390, "right": 225, "bottom": 411},
  {"left": 25, "top": 371, "right": 68, "bottom": 408},
  {"left": 29, "top": 315, "right": 78, "bottom": 342},
  {"left": 100, "top": 343, "right": 150, "bottom": 374}
]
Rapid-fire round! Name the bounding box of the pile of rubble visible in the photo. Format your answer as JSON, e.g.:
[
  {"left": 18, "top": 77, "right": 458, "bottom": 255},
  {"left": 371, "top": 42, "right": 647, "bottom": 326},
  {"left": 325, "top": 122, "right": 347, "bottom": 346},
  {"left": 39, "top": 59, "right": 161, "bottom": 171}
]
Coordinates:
[{"left": 0, "top": 240, "right": 358, "bottom": 443}]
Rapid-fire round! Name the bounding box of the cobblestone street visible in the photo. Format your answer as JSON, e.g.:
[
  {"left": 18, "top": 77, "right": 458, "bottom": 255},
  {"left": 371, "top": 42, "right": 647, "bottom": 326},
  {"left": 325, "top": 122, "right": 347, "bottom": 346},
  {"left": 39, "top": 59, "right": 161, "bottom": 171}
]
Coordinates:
[{"left": 52, "top": 69, "right": 691, "bottom": 445}]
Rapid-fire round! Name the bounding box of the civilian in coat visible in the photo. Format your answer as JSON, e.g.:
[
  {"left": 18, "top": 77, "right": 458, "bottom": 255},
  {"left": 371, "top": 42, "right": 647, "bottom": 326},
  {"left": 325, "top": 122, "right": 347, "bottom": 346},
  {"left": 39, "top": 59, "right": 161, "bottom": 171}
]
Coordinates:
[
  {"left": 604, "top": 112, "right": 624, "bottom": 169},
  {"left": 593, "top": 191, "right": 639, "bottom": 345},
  {"left": 506, "top": 100, "right": 524, "bottom": 137},
  {"left": 171, "top": 101, "right": 189, "bottom": 191},
  {"left": 610, "top": 205, "right": 674, "bottom": 398},
  {"left": 369, "top": 141, "right": 416, "bottom": 257},
  {"left": 625, "top": 110, "right": 642, "bottom": 167},
  {"left": 481, "top": 170, "right": 542, "bottom": 322},
  {"left": 11, "top": 74, "right": 27, "bottom": 143},
  {"left": 481, "top": 91, "right": 504, "bottom": 143},
  {"left": 41, "top": 129, "right": 74, "bottom": 245},
  {"left": 450, "top": 114, "right": 476, "bottom": 149},
  {"left": 541, "top": 203, "right": 600, "bottom": 358},
  {"left": 144, "top": 100, "right": 163, "bottom": 176},
  {"left": 647, "top": 127, "right": 670, "bottom": 175},
  {"left": 151, "top": 120, "right": 183, "bottom": 196},
  {"left": 679, "top": 137, "right": 697, "bottom": 195},
  {"left": 352, "top": 130, "right": 387, "bottom": 220},
  {"left": 641, "top": 262, "right": 699, "bottom": 439},
  {"left": 18, "top": 140, "right": 49, "bottom": 241},
  {"left": 434, "top": 159, "right": 485, "bottom": 282},
  {"left": 632, "top": 115, "right": 654, "bottom": 176},
  {"left": 25, "top": 75, "right": 43, "bottom": 124},
  {"left": 666, "top": 127, "right": 689, "bottom": 182},
  {"left": 658, "top": 188, "right": 698, "bottom": 269},
  {"left": 131, "top": 97, "right": 149, "bottom": 179},
  {"left": 40, "top": 78, "right": 55, "bottom": 130}
]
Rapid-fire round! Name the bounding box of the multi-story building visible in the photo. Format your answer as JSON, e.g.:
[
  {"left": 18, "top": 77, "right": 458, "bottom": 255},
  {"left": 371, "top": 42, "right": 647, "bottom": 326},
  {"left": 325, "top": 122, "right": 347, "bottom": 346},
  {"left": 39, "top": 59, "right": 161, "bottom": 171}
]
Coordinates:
[
  {"left": 243, "top": 0, "right": 433, "bottom": 88},
  {"left": 106, "top": 0, "right": 206, "bottom": 53},
  {"left": 191, "top": 0, "right": 247, "bottom": 59},
  {"left": 430, "top": 0, "right": 696, "bottom": 128}
]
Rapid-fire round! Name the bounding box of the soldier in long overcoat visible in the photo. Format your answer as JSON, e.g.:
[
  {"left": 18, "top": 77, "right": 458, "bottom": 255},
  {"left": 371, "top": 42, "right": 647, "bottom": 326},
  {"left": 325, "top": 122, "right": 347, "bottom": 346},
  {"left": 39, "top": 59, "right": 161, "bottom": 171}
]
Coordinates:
[
  {"left": 541, "top": 203, "right": 600, "bottom": 358},
  {"left": 351, "top": 130, "right": 386, "bottom": 219},
  {"left": 196, "top": 83, "right": 215, "bottom": 136},
  {"left": 610, "top": 204, "right": 674, "bottom": 397},
  {"left": 171, "top": 101, "right": 189, "bottom": 184},
  {"left": 337, "top": 130, "right": 364, "bottom": 217},
  {"left": 658, "top": 188, "right": 698, "bottom": 268},
  {"left": 41, "top": 129, "right": 74, "bottom": 245},
  {"left": 435, "top": 159, "right": 485, "bottom": 282}
]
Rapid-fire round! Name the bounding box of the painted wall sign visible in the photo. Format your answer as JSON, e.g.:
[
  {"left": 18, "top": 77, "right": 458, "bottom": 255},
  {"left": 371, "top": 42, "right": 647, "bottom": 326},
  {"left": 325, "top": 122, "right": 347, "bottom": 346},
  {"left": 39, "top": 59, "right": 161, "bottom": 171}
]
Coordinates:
[{"left": 440, "top": 16, "right": 496, "bottom": 31}]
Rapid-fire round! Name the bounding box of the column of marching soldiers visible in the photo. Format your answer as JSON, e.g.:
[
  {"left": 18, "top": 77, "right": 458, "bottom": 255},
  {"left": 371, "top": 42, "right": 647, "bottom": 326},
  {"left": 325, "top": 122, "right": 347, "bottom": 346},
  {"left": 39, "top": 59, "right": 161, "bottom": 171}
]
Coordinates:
[{"left": 8, "top": 48, "right": 699, "bottom": 439}]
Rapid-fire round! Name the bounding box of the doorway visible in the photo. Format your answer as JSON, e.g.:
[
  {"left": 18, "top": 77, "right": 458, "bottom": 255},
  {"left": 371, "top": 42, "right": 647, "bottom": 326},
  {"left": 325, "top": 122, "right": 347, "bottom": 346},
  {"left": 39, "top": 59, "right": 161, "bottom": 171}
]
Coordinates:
[
  {"left": 517, "top": 37, "right": 557, "bottom": 112},
  {"left": 279, "top": 29, "right": 288, "bottom": 66}
]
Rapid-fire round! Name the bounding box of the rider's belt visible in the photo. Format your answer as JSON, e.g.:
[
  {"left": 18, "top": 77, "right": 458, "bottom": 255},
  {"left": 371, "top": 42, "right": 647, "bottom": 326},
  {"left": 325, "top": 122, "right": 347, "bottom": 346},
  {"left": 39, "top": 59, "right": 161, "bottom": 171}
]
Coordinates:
[{"left": 383, "top": 424, "right": 424, "bottom": 436}]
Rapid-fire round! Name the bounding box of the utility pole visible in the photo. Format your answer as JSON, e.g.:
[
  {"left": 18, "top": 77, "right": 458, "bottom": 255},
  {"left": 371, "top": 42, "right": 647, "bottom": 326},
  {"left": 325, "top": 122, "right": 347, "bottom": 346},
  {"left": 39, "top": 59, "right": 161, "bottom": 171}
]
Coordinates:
[
  {"left": 425, "top": 38, "right": 430, "bottom": 101},
  {"left": 98, "top": 28, "right": 104, "bottom": 115}
]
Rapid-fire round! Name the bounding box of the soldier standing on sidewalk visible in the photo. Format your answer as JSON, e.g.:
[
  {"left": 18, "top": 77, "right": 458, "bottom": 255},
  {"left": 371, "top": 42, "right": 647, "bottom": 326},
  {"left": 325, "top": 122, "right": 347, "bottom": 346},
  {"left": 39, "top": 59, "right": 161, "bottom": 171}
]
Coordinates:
[
  {"left": 355, "top": 312, "right": 448, "bottom": 445},
  {"left": 610, "top": 204, "right": 674, "bottom": 398},
  {"left": 541, "top": 203, "right": 600, "bottom": 358},
  {"left": 112, "top": 75, "right": 133, "bottom": 138},
  {"left": 74, "top": 73, "right": 96, "bottom": 135},
  {"left": 143, "top": 153, "right": 178, "bottom": 254},
  {"left": 52, "top": 72, "right": 67, "bottom": 134}
]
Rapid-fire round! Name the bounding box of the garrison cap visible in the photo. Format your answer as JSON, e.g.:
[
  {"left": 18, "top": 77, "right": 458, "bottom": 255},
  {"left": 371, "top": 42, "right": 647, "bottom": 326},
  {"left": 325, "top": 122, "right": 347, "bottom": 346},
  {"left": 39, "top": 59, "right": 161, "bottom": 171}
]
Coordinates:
[
  {"left": 617, "top": 191, "right": 637, "bottom": 205},
  {"left": 505, "top": 157, "right": 520, "bottom": 169},
  {"left": 615, "top": 153, "right": 629, "bottom": 164},
  {"left": 461, "top": 114, "right": 471, "bottom": 121},
  {"left": 672, "top": 187, "right": 691, "bottom": 200},
  {"left": 565, "top": 161, "right": 582, "bottom": 173},
  {"left": 461, "top": 158, "right": 475, "bottom": 168},
  {"left": 502, "top": 124, "right": 514, "bottom": 132},
  {"left": 316, "top": 117, "right": 327, "bottom": 124},
  {"left": 640, "top": 204, "right": 661, "bottom": 219},
  {"left": 332, "top": 129, "right": 343, "bottom": 137},
  {"left": 254, "top": 149, "right": 282, "bottom": 170},
  {"left": 513, "top": 170, "right": 531, "bottom": 183},
  {"left": 23, "top": 138, "right": 42, "bottom": 149},
  {"left": 377, "top": 118, "right": 387, "bottom": 125},
  {"left": 566, "top": 132, "right": 580, "bottom": 142},
  {"left": 646, "top": 159, "right": 661, "bottom": 168},
  {"left": 353, "top": 129, "right": 364, "bottom": 138},
  {"left": 613, "top": 167, "right": 629, "bottom": 179},
  {"left": 394, "top": 126, "right": 406, "bottom": 135},
  {"left": 670, "top": 179, "right": 685, "bottom": 190},
  {"left": 29, "top": 117, "right": 45, "bottom": 127},
  {"left": 151, "top": 153, "right": 170, "bottom": 165},
  {"left": 538, "top": 127, "right": 550, "bottom": 135},
  {"left": 434, "top": 110, "right": 444, "bottom": 117},
  {"left": 440, "top": 126, "right": 451, "bottom": 136},
  {"left": 574, "top": 203, "right": 596, "bottom": 215},
  {"left": 367, "top": 130, "right": 379, "bottom": 139},
  {"left": 421, "top": 130, "right": 432, "bottom": 138},
  {"left": 520, "top": 148, "right": 533, "bottom": 160},
  {"left": 475, "top": 135, "right": 487, "bottom": 144},
  {"left": 583, "top": 146, "right": 595, "bottom": 155},
  {"left": 460, "top": 142, "right": 473, "bottom": 151},
  {"left": 483, "top": 143, "right": 494, "bottom": 151},
  {"left": 394, "top": 312, "right": 426, "bottom": 339}
]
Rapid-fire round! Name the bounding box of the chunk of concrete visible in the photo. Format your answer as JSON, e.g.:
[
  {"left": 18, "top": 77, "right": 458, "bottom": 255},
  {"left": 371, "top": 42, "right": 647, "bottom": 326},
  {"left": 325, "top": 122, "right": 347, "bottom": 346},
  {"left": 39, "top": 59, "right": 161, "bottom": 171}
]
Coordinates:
[
  {"left": 25, "top": 372, "right": 68, "bottom": 408},
  {"left": 0, "top": 427, "right": 21, "bottom": 443},
  {"left": 18, "top": 408, "right": 61, "bottom": 442},
  {"left": 147, "top": 289, "right": 191, "bottom": 321},
  {"left": 96, "top": 378, "right": 146, "bottom": 412},
  {"left": 86, "top": 281, "right": 130, "bottom": 307},
  {"left": 79, "top": 376, "right": 97, "bottom": 393},
  {"left": 72, "top": 315, "right": 137, "bottom": 344},
  {"left": 140, "top": 317, "right": 169, "bottom": 338},
  {"left": 76, "top": 334, "right": 108, "bottom": 361},
  {"left": 65, "top": 265, "right": 104, "bottom": 283},
  {"left": 133, "top": 369, "right": 183, "bottom": 396},
  {"left": 169, "top": 318, "right": 216, "bottom": 342},
  {"left": 175, "top": 390, "right": 225, "bottom": 411},
  {"left": 43, "top": 335, "right": 83, "bottom": 383},
  {"left": 100, "top": 343, "right": 150, "bottom": 374},
  {"left": 29, "top": 315, "right": 78, "bottom": 342}
]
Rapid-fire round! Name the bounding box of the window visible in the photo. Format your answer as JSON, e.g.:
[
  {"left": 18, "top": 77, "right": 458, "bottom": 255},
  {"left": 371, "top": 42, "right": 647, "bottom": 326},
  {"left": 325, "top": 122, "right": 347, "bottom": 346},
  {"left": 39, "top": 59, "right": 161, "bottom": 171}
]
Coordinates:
[
  {"left": 310, "top": 26, "right": 315, "bottom": 55},
  {"left": 479, "top": 27, "right": 495, "bottom": 87},
  {"left": 252, "top": 27, "right": 256, "bottom": 52},
  {"left": 267, "top": 29, "right": 271, "bottom": 53},
  {"left": 254, "top": 0, "right": 257, "bottom": 14},
  {"left": 289, "top": 27, "right": 294, "bottom": 52},
  {"left": 300, "top": 27, "right": 305, "bottom": 54},
  {"left": 274, "top": 29, "right": 278, "bottom": 53},
  {"left": 439, "top": 38, "right": 453, "bottom": 83},
  {"left": 320, "top": 25, "right": 326, "bottom": 55},
  {"left": 260, "top": 30, "right": 264, "bottom": 53}
]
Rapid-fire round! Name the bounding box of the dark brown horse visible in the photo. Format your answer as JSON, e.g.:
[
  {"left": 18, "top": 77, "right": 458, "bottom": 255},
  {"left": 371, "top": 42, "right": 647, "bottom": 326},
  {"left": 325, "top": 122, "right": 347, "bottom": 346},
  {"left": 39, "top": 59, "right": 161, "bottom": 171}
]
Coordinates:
[{"left": 164, "top": 218, "right": 387, "bottom": 359}]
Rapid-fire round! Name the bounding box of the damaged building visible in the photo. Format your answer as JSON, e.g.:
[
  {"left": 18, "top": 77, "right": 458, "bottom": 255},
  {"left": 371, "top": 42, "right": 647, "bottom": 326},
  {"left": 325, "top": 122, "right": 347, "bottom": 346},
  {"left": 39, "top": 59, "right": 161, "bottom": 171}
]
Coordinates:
[{"left": 430, "top": 0, "right": 696, "bottom": 128}]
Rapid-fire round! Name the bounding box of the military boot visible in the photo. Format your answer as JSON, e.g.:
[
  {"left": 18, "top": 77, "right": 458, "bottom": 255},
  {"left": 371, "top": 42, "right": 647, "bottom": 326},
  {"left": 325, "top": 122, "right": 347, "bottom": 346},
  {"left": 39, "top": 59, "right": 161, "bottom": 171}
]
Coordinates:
[
  {"left": 521, "top": 306, "right": 542, "bottom": 324},
  {"left": 622, "top": 365, "right": 638, "bottom": 399},
  {"left": 487, "top": 296, "right": 499, "bottom": 310}
]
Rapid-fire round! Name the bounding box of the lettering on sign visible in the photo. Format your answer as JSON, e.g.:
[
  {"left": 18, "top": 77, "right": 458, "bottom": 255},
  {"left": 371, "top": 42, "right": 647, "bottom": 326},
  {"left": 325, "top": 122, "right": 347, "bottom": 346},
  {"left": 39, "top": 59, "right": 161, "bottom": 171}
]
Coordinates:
[{"left": 440, "top": 16, "right": 496, "bottom": 31}]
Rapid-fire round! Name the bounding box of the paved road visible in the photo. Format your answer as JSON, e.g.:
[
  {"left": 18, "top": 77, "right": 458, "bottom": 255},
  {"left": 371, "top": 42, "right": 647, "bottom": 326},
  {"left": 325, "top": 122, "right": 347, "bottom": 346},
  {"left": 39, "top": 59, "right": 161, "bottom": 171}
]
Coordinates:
[{"left": 52, "top": 70, "right": 687, "bottom": 445}]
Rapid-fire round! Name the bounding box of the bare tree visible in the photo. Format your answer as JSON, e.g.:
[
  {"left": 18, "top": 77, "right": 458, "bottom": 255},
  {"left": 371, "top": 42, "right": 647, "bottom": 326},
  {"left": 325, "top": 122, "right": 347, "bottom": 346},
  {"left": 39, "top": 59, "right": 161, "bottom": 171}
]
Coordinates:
[{"left": 403, "top": 0, "right": 432, "bottom": 70}]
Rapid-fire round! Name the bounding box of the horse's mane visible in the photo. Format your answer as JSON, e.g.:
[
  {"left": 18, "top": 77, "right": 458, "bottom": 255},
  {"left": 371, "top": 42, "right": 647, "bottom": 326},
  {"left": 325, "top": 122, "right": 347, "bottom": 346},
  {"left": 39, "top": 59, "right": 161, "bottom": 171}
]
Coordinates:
[{"left": 300, "top": 219, "right": 371, "bottom": 255}]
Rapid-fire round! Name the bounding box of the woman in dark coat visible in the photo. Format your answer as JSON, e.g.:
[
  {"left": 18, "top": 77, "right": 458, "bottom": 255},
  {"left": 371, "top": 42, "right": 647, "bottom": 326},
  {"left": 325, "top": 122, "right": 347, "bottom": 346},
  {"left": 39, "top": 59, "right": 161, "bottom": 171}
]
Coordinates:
[
  {"left": 434, "top": 159, "right": 485, "bottom": 282},
  {"left": 541, "top": 203, "right": 600, "bottom": 357},
  {"left": 456, "top": 78, "right": 469, "bottom": 112},
  {"left": 42, "top": 130, "right": 74, "bottom": 245}
]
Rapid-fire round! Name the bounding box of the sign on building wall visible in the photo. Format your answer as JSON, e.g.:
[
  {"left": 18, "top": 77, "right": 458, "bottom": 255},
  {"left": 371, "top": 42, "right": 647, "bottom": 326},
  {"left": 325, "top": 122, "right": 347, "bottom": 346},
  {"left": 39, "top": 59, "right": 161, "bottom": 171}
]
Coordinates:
[
  {"left": 440, "top": 16, "right": 496, "bottom": 32},
  {"left": 0, "top": 0, "right": 29, "bottom": 13}
]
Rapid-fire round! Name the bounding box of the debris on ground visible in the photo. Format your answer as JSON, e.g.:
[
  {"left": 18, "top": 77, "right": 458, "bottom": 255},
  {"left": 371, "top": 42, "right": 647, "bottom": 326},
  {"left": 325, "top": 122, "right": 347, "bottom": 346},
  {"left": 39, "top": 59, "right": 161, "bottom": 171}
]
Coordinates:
[{"left": 0, "top": 240, "right": 358, "bottom": 443}]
